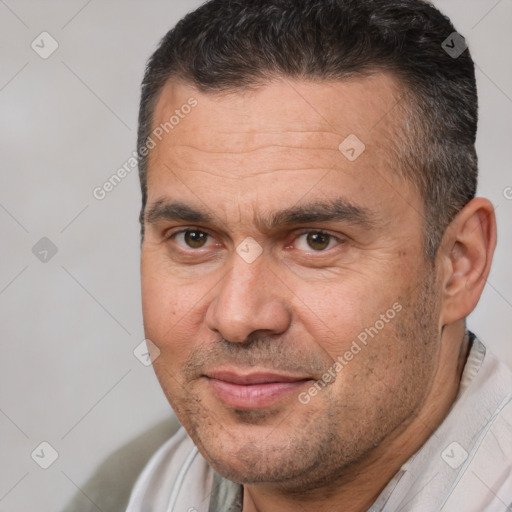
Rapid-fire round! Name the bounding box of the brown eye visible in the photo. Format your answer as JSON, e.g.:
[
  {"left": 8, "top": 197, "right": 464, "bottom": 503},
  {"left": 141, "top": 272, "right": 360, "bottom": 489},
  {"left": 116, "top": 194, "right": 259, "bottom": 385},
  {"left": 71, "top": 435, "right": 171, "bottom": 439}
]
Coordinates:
[
  {"left": 306, "top": 232, "right": 330, "bottom": 251},
  {"left": 171, "top": 230, "right": 210, "bottom": 249},
  {"left": 184, "top": 230, "right": 208, "bottom": 248},
  {"left": 295, "top": 231, "right": 340, "bottom": 252}
]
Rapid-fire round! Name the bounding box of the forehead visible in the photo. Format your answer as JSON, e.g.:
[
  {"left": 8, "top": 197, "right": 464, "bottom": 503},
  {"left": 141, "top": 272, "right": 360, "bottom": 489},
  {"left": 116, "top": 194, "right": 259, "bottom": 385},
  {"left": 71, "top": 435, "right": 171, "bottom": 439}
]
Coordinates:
[
  {"left": 145, "top": 74, "right": 422, "bottom": 232},
  {"left": 151, "top": 73, "right": 405, "bottom": 154}
]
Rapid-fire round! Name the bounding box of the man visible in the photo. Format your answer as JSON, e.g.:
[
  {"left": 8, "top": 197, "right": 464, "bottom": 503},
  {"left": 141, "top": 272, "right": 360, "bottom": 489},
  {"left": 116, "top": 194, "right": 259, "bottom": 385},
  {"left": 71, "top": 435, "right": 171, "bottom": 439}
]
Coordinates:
[{"left": 127, "top": 0, "right": 512, "bottom": 510}]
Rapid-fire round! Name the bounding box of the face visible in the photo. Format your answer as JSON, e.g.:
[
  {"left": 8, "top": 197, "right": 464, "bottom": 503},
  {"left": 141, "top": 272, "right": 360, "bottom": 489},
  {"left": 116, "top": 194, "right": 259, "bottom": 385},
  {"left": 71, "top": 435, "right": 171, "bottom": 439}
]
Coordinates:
[{"left": 140, "top": 75, "right": 443, "bottom": 491}]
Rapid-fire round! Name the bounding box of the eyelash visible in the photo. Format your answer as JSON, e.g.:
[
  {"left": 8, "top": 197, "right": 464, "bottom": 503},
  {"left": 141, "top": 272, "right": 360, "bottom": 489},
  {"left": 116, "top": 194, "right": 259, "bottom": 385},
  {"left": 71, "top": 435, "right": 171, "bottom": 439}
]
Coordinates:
[{"left": 166, "top": 228, "right": 345, "bottom": 253}]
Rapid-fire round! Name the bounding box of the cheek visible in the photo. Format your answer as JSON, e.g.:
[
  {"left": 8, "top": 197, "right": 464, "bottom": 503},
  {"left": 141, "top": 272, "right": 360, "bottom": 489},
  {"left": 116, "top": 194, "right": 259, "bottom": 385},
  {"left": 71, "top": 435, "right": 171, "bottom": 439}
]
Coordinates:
[
  {"left": 294, "top": 276, "right": 401, "bottom": 359},
  {"left": 141, "top": 255, "right": 207, "bottom": 361}
]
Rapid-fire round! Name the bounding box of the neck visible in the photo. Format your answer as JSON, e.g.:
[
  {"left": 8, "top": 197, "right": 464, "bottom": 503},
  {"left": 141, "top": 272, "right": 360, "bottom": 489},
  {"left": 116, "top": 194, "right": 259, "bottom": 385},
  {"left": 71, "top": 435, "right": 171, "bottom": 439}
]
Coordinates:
[{"left": 243, "top": 323, "right": 470, "bottom": 512}]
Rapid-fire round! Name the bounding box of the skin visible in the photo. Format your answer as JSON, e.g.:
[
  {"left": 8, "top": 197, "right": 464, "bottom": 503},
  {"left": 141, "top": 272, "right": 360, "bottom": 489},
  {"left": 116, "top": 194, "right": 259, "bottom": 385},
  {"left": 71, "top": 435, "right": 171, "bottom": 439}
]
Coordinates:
[{"left": 140, "top": 74, "right": 496, "bottom": 512}]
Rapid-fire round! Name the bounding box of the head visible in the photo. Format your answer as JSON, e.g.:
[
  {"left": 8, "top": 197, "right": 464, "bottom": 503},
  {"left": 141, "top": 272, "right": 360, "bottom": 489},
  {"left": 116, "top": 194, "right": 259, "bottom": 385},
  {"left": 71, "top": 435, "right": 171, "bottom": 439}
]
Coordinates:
[
  {"left": 138, "top": 0, "right": 496, "bottom": 496},
  {"left": 138, "top": 0, "right": 479, "bottom": 258}
]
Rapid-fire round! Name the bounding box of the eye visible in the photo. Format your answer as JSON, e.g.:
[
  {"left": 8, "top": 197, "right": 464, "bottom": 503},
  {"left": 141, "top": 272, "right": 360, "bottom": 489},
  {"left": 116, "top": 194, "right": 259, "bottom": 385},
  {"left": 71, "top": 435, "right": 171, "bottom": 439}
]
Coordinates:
[
  {"left": 294, "top": 230, "right": 342, "bottom": 251},
  {"left": 170, "top": 229, "right": 213, "bottom": 249}
]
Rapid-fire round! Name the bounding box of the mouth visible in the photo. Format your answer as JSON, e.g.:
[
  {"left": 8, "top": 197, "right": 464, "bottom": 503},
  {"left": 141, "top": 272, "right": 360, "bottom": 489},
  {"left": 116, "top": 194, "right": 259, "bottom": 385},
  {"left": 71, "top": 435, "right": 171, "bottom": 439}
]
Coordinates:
[{"left": 203, "top": 369, "right": 312, "bottom": 409}]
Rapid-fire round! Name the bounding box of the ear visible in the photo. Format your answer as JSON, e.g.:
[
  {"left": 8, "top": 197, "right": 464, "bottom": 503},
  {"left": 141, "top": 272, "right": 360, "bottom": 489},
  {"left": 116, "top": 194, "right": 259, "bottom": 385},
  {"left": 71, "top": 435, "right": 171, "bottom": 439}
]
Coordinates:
[{"left": 437, "top": 197, "right": 497, "bottom": 326}]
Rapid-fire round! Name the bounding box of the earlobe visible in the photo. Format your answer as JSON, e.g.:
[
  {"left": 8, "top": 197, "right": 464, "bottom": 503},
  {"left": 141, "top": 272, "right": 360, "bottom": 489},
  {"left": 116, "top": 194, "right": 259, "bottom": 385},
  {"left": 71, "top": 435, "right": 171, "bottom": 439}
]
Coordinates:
[{"left": 439, "top": 198, "right": 497, "bottom": 326}]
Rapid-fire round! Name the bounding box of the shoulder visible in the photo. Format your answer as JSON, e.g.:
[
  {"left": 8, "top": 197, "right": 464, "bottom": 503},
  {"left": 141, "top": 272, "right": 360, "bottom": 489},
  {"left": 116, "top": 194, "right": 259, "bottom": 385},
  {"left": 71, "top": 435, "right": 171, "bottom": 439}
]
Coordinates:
[
  {"left": 441, "top": 341, "right": 512, "bottom": 510},
  {"left": 126, "top": 426, "right": 215, "bottom": 512},
  {"left": 381, "top": 336, "right": 512, "bottom": 511}
]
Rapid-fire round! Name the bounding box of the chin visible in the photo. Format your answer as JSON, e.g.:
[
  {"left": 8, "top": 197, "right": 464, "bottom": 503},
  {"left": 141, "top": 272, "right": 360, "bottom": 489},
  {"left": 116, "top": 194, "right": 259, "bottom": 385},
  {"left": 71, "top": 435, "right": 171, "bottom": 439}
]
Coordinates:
[{"left": 188, "top": 420, "right": 316, "bottom": 486}]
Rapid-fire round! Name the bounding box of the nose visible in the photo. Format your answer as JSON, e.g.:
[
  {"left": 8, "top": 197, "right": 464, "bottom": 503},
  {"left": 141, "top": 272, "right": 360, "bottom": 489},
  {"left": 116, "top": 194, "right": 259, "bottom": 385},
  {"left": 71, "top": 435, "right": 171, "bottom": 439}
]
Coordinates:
[{"left": 204, "top": 253, "right": 292, "bottom": 343}]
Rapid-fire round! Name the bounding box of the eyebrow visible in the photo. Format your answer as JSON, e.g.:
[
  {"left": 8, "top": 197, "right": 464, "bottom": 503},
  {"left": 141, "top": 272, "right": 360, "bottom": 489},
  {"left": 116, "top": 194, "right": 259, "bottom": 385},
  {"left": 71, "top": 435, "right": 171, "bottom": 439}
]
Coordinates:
[{"left": 145, "top": 197, "right": 377, "bottom": 231}]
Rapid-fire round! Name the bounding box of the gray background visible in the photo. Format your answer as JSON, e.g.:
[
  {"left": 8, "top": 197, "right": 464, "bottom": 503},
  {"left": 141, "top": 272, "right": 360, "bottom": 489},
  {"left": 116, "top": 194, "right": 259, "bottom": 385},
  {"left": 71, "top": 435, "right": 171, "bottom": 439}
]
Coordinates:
[{"left": 0, "top": 1, "right": 511, "bottom": 511}]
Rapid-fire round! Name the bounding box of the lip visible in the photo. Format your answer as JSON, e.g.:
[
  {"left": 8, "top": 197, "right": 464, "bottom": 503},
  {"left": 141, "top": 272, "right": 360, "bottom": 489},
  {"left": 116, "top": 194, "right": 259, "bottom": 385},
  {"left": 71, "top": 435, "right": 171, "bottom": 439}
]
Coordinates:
[{"left": 204, "top": 369, "right": 312, "bottom": 409}]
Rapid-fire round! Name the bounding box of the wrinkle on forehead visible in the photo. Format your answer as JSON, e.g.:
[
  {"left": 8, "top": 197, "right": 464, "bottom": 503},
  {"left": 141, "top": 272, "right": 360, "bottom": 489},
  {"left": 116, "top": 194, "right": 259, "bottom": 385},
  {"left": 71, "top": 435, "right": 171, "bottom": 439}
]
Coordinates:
[
  {"left": 151, "top": 73, "right": 406, "bottom": 149},
  {"left": 146, "top": 74, "right": 418, "bottom": 228}
]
